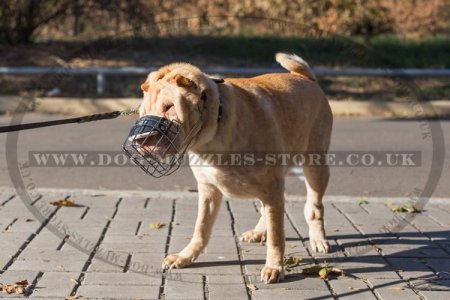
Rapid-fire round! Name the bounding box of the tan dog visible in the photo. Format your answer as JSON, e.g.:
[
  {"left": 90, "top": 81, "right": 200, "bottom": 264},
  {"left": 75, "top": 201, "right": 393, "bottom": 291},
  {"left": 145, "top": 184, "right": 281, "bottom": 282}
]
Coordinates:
[{"left": 139, "top": 53, "right": 332, "bottom": 283}]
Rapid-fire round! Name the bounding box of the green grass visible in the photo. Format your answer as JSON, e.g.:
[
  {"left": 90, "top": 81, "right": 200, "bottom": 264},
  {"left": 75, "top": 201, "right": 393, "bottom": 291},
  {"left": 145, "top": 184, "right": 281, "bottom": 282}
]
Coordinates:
[{"left": 85, "top": 35, "right": 450, "bottom": 68}]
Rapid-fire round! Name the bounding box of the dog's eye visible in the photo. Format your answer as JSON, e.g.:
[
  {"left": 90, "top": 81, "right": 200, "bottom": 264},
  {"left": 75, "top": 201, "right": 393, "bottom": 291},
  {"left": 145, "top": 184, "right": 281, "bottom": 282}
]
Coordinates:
[{"left": 201, "top": 91, "right": 207, "bottom": 101}]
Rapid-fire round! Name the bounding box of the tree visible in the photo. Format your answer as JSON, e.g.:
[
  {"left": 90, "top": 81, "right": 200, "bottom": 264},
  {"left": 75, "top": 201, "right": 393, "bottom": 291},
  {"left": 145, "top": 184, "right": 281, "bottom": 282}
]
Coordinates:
[{"left": 0, "top": 0, "right": 72, "bottom": 44}]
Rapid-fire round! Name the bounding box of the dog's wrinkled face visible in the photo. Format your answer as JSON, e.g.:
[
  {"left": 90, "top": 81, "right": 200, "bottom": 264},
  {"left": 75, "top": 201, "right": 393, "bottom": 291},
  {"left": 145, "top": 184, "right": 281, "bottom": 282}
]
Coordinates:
[{"left": 137, "top": 63, "right": 220, "bottom": 157}]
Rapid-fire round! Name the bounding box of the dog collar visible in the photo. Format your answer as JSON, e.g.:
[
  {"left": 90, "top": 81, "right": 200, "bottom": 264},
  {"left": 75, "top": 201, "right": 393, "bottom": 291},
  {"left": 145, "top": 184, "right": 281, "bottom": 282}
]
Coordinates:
[
  {"left": 218, "top": 101, "right": 222, "bottom": 122},
  {"left": 215, "top": 78, "right": 225, "bottom": 123}
]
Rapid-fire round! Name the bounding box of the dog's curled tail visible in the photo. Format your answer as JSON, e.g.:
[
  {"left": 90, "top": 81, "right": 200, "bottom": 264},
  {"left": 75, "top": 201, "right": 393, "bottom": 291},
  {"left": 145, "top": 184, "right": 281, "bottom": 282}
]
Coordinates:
[{"left": 275, "top": 52, "right": 316, "bottom": 81}]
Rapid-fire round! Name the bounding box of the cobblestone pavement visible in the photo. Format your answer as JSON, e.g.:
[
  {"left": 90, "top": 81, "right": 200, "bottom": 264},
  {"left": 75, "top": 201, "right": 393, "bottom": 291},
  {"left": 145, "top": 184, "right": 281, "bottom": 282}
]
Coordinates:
[{"left": 0, "top": 188, "right": 449, "bottom": 299}]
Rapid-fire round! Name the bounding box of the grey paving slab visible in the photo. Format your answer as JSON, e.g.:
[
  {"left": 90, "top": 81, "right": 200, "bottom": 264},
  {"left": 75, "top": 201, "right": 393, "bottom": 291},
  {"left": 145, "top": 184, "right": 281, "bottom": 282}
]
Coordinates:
[
  {"left": 164, "top": 275, "right": 203, "bottom": 299},
  {"left": 248, "top": 274, "right": 330, "bottom": 291},
  {"left": 18, "top": 249, "right": 88, "bottom": 262},
  {"left": 9, "top": 259, "right": 86, "bottom": 272},
  {"left": 329, "top": 277, "right": 378, "bottom": 299},
  {"left": 76, "top": 284, "right": 160, "bottom": 299},
  {"left": 166, "top": 254, "right": 242, "bottom": 275},
  {"left": 419, "top": 290, "right": 450, "bottom": 300},
  {"left": 29, "top": 272, "right": 78, "bottom": 298},
  {"left": 368, "top": 278, "right": 421, "bottom": 300},
  {"left": 207, "top": 275, "right": 248, "bottom": 300},
  {"left": 1, "top": 189, "right": 450, "bottom": 299},
  {"left": 83, "top": 271, "right": 161, "bottom": 286},
  {"left": 251, "top": 289, "right": 334, "bottom": 300}
]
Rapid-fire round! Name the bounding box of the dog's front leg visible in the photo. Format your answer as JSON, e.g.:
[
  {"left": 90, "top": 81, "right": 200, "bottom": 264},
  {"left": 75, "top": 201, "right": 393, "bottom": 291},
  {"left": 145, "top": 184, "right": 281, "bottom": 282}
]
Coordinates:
[
  {"left": 240, "top": 201, "right": 266, "bottom": 243},
  {"left": 162, "top": 183, "right": 222, "bottom": 269},
  {"left": 261, "top": 197, "right": 285, "bottom": 283}
]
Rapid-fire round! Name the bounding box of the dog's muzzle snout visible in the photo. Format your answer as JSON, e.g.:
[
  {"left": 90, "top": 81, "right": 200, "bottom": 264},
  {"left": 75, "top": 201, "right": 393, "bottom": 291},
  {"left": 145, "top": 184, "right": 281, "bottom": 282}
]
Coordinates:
[{"left": 123, "top": 115, "right": 185, "bottom": 177}]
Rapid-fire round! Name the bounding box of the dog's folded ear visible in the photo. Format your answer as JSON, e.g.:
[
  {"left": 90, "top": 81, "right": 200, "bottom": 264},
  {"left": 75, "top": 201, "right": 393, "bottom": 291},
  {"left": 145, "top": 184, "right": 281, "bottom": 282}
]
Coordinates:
[
  {"left": 172, "top": 74, "right": 197, "bottom": 89},
  {"left": 141, "top": 80, "right": 150, "bottom": 92}
]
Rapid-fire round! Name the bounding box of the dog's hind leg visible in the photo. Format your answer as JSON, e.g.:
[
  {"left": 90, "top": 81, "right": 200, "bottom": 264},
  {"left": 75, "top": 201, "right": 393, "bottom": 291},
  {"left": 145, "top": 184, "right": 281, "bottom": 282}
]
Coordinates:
[
  {"left": 162, "top": 182, "right": 222, "bottom": 269},
  {"left": 303, "top": 164, "right": 330, "bottom": 253},
  {"left": 260, "top": 189, "right": 285, "bottom": 283},
  {"left": 239, "top": 201, "right": 266, "bottom": 243}
]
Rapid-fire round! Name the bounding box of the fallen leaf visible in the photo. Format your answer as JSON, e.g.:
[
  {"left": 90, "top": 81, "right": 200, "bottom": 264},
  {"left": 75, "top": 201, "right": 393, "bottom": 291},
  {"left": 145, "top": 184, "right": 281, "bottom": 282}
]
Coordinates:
[
  {"left": 283, "top": 256, "right": 303, "bottom": 271},
  {"left": 302, "top": 265, "right": 345, "bottom": 280},
  {"left": 301, "top": 265, "right": 323, "bottom": 276},
  {"left": 66, "top": 295, "right": 81, "bottom": 300},
  {"left": 70, "top": 278, "right": 79, "bottom": 284},
  {"left": 0, "top": 279, "right": 29, "bottom": 294},
  {"left": 50, "top": 199, "right": 76, "bottom": 207},
  {"left": 14, "top": 286, "right": 25, "bottom": 294},
  {"left": 319, "top": 267, "right": 331, "bottom": 279},
  {"left": 357, "top": 198, "right": 369, "bottom": 205},
  {"left": 247, "top": 284, "right": 258, "bottom": 291},
  {"left": 14, "top": 280, "right": 28, "bottom": 286},
  {"left": 390, "top": 204, "right": 421, "bottom": 213},
  {"left": 149, "top": 222, "right": 165, "bottom": 229}
]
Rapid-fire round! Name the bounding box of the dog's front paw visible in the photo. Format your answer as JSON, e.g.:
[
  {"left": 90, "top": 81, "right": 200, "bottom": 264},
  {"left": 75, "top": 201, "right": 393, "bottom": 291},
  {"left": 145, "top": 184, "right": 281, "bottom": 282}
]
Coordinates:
[
  {"left": 309, "top": 239, "right": 330, "bottom": 253},
  {"left": 162, "top": 254, "right": 193, "bottom": 269},
  {"left": 240, "top": 230, "right": 266, "bottom": 243},
  {"left": 260, "top": 265, "right": 284, "bottom": 284}
]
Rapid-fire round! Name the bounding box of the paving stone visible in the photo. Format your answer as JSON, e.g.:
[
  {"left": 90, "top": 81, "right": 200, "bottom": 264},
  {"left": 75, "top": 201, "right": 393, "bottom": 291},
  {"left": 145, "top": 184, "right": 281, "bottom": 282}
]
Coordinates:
[
  {"left": 83, "top": 271, "right": 161, "bottom": 286},
  {"left": 419, "top": 290, "right": 450, "bottom": 300},
  {"left": 99, "top": 242, "right": 165, "bottom": 253},
  {"left": 0, "top": 217, "right": 16, "bottom": 231},
  {"left": 76, "top": 284, "right": 160, "bottom": 299},
  {"left": 409, "top": 278, "right": 450, "bottom": 291},
  {"left": 329, "top": 277, "right": 378, "bottom": 299},
  {"left": 2, "top": 190, "right": 450, "bottom": 299},
  {"left": 29, "top": 272, "right": 78, "bottom": 298},
  {"left": 9, "top": 259, "right": 86, "bottom": 272},
  {"left": 107, "top": 219, "right": 140, "bottom": 235},
  {"left": 387, "top": 257, "right": 435, "bottom": 279},
  {"left": 251, "top": 288, "right": 333, "bottom": 300},
  {"left": 166, "top": 254, "right": 242, "bottom": 275},
  {"left": 0, "top": 270, "right": 40, "bottom": 287},
  {"left": 164, "top": 275, "right": 203, "bottom": 299},
  {"left": 381, "top": 245, "right": 448, "bottom": 258},
  {"left": 88, "top": 255, "right": 128, "bottom": 272},
  {"left": 249, "top": 274, "right": 330, "bottom": 291},
  {"left": 423, "top": 258, "right": 450, "bottom": 279},
  {"left": 26, "top": 230, "right": 63, "bottom": 250},
  {"left": 18, "top": 249, "right": 88, "bottom": 261},
  {"left": 102, "top": 233, "right": 167, "bottom": 244},
  {"left": 207, "top": 275, "right": 248, "bottom": 300},
  {"left": 3, "top": 218, "right": 41, "bottom": 233},
  {"left": 368, "top": 278, "right": 421, "bottom": 300},
  {"left": 0, "top": 232, "right": 33, "bottom": 250}
]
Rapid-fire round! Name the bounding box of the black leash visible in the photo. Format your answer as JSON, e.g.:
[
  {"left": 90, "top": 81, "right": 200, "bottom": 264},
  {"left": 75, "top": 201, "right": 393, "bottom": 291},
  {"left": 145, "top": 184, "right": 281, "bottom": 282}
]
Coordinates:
[{"left": 0, "top": 109, "right": 138, "bottom": 133}]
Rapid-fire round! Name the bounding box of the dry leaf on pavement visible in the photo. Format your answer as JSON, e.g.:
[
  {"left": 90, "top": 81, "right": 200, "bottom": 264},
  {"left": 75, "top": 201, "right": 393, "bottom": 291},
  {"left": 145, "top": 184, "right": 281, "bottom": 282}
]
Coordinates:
[
  {"left": 390, "top": 204, "right": 421, "bottom": 213},
  {"left": 0, "top": 279, "right": 29, "bottom": 294},
  {"left": 246, "top": 284, "right": 258, "bottom": 291},
  {"left": 149, "top": 222, "right": 166, "bottom": 229},
  {"left": 50, "top": 199, "right": 76, "bottom": 207},
  {"left": 283, "top": 256, "right": 303, "bottom": 271},
  {"left": 302, "top": 265, "right": 345, "bottom": 280}
]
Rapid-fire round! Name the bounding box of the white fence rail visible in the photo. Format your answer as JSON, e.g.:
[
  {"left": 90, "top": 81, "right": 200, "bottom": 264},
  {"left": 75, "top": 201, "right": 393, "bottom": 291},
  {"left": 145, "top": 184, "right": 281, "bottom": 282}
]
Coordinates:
[{"left": 1, "top": 66, "right": 449, "bottom": 95}]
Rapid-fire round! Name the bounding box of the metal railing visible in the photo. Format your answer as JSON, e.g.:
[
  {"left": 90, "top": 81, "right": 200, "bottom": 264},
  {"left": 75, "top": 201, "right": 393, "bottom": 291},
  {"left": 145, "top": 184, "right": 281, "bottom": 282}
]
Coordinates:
[{"left": 1, "top": 66, "right": 449, "bottom": 95}]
